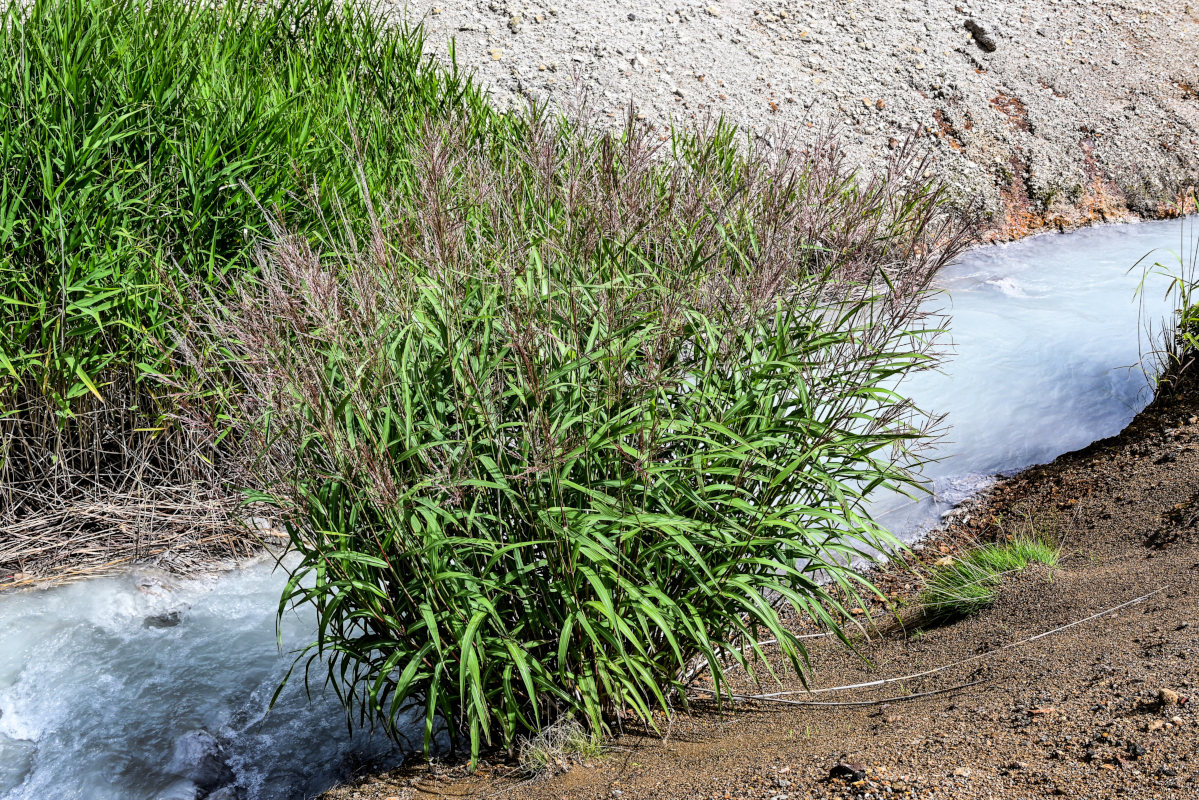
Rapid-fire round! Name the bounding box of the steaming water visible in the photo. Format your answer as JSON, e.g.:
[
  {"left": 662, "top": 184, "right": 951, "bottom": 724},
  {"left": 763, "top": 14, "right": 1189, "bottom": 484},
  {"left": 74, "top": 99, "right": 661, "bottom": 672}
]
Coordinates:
[{"left": 0, "top": 217, "right": 1194, "bottom": 799}]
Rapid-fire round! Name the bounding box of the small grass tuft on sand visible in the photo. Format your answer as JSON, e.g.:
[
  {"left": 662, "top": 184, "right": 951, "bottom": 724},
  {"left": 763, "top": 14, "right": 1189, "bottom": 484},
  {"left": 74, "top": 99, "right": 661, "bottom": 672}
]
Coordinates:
[
  {"left": 517, "top": 719, "right": 604, "bottom": 777},
  {"left": 920, "top": 535, "right": 1060, "bottom": 618}
]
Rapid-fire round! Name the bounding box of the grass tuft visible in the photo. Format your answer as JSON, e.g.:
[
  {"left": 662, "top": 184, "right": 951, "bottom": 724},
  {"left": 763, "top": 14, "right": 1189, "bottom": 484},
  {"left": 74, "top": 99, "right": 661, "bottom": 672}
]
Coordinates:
[
  {"left": 920, "top": 535, "right": 1060, "bottom": 617},
  {"left": 517, "top": 719, "right": 604, "bottom": 777}
]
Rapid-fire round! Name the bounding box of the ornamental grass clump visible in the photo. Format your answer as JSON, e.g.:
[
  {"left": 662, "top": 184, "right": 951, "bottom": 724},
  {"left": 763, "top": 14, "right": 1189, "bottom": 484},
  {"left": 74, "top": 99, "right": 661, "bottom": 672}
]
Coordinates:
[{"left": 193, "top": 114, "right": 973, "bottom": 762}]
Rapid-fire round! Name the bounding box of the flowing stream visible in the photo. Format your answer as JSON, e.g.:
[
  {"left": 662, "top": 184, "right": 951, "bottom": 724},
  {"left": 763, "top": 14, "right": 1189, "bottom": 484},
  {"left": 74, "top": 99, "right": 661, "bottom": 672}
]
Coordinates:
[{"left": 0, "top": 216, "right": 1194, "bottom": 800}]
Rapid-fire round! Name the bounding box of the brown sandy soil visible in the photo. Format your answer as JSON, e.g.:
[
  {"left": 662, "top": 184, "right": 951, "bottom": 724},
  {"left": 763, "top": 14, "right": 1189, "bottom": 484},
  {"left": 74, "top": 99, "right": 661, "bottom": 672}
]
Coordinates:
[{"left": 320, "top": 385, "right": 1199, "bottom": 800}]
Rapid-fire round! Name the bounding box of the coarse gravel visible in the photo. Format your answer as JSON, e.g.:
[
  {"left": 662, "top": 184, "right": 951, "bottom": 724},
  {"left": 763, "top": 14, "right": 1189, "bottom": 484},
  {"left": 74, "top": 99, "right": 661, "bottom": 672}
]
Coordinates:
[{"left": 398, "top": 0, "right": 1199, "bottom": 238}]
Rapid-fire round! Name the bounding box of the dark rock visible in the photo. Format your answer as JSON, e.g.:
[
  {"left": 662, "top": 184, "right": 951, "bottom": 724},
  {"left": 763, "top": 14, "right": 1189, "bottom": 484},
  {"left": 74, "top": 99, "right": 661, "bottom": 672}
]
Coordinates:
[
  {"left": 1128, "top": 741, "right": 1148, "bottom": 758},
  {"left": 964, "top": 19, "right": 997, "bottom": 52},
  {"left": 143, "top": 611, "right": 182, "bottom": 629},
  {"left": 829, "top": 762, "right": 867, "bottom": 782},
  {"left": 168, "top": 730, "right": 237, "bottom": 795}
]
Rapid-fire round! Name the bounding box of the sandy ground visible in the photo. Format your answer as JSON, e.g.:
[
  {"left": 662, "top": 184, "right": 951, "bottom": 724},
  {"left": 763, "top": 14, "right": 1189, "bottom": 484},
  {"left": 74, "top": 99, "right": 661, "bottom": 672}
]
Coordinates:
[
  {"left": 395, "top": 0, "right": 1199, "bottom": 238},
  {"left": 320, "top": 382, "right": 1199, "bottom": 799}
]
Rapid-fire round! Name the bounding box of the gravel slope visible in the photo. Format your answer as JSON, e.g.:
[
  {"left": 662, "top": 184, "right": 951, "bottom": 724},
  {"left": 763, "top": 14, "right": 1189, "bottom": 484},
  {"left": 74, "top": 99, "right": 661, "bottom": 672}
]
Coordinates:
[{"left": 401, "top": 0, "right": 1199, "bottom": 239}]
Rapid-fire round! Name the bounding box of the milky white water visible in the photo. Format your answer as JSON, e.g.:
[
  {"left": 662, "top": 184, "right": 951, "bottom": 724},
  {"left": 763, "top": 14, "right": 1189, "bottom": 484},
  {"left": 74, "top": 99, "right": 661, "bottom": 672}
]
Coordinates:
[
  {"left": 882, "top": 215, "right": 1195, "bottom": 538},
  {"left": 0, "top": 217, "right": 1194, "bottom": 799}
]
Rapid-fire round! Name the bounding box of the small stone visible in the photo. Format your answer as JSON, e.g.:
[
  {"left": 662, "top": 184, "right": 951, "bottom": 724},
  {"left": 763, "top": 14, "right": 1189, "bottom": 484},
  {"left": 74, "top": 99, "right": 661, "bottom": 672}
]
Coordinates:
[
  {"left": 627, "top": 13, "right": 635, "bottom": 20},
  {"left": 1008, "top": 761, "right": 1028, "bottom": 770},
  {"left": 1128, "top": 741, "right": 1148, "bottom": 758},
  {"left": 1148, "top": 720, "right": 1166, "bottom": 732},
  {"left": 1158, "top": 766, "right": 1179, "bottom": 777},
  {"left": 490, "top": 48, "right": 503, "bottom": 60},
  {"left": 953, "top": 767, "right": 973, "bottom": 778},
  {"left": 875, "top": 98, "right": 886, "bottom": 109},
  {"left": 830, "top": 763, "right": 867, "bottom": 782},
  {"left": 964, "top": 19, "right": 997, "bottom": 52},
  {"left": 1158, "top": 688, "right": 1181, "bottom": 706},
  {"left": 1171, "top": 716, "right": 1185, "bottom": 726}
]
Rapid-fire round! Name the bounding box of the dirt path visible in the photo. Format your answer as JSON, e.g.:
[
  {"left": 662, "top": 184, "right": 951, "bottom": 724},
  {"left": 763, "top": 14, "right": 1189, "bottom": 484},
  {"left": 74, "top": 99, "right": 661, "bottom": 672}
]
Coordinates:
[
  {"left": 321, "top": 382, "right": 1199, "bottom": 799},
  {"left": 400, "top": 0, "right": 1199, "bottom": 239}
]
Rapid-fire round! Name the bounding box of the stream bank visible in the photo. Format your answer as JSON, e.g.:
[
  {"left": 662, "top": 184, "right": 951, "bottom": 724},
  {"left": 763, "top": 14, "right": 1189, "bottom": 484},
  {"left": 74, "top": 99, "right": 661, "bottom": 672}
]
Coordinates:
[{"left": 319, "top": 352, "right": 1199, "bottom": 800}]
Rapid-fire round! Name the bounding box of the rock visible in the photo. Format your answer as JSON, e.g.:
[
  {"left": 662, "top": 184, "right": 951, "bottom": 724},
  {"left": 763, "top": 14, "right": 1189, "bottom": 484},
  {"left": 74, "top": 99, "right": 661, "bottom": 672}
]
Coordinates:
[
  {"left": 964, "top": 19, "right": 997, "bottom": 52},
  {"left": 1127, "top": 741, "right": 1148, "bottom": 758},
  {"left": 144, "top": 611, "right": 182, "bottom": 629},
  {"left": 1171, "top": 716, "right": 1185, "bottom": 726},
  {"left": 829, "top": 762, "right": 867, "bottom": 782},
  {"left": 168, "top": 730, "right": 236, "bottom": 795},
  {"left": 1158, "top": 688, "right": 1182, "bottom": 706},
  {"left": 952, "top": 766, "right": 973, "bottom": 778},
  {"left": 1148, "top": 719, "right": 1166, "bottom": 732},
  {"left": 1158, "top": 766, "right": 1180, "bottom": 777}
]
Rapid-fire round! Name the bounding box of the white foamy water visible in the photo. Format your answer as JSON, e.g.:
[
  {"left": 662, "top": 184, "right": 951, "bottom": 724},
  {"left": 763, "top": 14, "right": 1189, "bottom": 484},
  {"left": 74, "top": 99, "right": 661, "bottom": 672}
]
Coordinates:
[
  {"left": 0, "top": 217, "right": 1194, "bottom": 799},
  {"left": 0, "top": 557, "right": 415, "bottom": 800}
]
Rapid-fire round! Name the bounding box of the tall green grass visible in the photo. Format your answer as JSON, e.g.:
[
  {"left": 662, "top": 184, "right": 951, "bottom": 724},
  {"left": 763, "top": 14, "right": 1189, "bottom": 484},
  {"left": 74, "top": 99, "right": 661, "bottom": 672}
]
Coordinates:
[
  {"left": 0, "top": 0, "right": 497, "bottom": 504},
  {"left": 191, "top": 114, "right": 975, "bottom": 762}
]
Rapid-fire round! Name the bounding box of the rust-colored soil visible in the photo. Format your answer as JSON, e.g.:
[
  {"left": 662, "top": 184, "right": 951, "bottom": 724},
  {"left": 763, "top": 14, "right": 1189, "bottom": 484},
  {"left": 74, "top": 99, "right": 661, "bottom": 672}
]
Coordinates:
[{"left": 322, "top": 387, "right": 1199, "bottom": 800}]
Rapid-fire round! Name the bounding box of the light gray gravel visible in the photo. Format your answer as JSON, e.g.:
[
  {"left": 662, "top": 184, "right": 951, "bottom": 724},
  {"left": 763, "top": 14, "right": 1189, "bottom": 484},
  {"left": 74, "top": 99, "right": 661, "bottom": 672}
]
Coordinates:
[{"left": 398, "top": 0, "right": 1199, "bottom": 237}]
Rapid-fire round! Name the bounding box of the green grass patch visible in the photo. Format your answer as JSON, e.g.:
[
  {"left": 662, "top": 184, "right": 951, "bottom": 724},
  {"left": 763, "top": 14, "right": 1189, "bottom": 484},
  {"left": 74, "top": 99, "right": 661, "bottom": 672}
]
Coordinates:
[
  {"left": 920, "top": 536, "right": 1061, "bottom": 617},
  {"left": 0, "top": 0, "right": 500, "bottom": 498}
]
